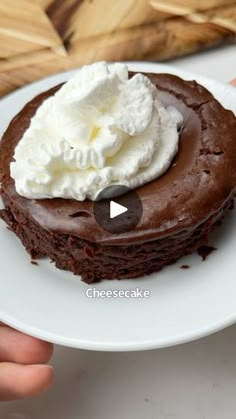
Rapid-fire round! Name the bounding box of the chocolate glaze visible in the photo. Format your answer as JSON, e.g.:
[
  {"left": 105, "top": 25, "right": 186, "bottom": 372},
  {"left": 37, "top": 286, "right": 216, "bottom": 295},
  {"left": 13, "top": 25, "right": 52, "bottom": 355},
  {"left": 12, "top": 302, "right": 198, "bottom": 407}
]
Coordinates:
[
  {"left": 0, "top": 73, "right": 236, "bottom": 245},
  {"left": 197, "top": 245, "right": 217, "bottom": 261}
]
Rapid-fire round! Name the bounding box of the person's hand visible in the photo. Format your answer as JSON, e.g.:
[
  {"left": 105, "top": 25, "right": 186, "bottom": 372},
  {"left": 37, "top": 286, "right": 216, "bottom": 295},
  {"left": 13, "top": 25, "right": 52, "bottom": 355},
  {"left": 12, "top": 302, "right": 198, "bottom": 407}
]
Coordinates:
[{"left": 0, "top": 323, "right": 53, "bottom": 401}]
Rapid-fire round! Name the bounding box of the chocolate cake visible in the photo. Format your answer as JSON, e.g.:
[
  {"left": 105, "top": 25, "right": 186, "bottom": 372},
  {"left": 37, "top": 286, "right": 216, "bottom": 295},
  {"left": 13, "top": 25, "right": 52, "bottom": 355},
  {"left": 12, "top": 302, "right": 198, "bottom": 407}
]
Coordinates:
[{"left": 0, "top": 73, "right": 235, "bottom": 283}]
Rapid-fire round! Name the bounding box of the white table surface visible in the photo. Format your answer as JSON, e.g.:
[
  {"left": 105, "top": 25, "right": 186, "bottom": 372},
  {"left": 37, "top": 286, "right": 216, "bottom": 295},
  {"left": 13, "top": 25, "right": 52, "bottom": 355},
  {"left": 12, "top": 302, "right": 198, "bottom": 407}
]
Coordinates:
[{"left": 1, "top": 44, "right": 236, "bottom": 419}]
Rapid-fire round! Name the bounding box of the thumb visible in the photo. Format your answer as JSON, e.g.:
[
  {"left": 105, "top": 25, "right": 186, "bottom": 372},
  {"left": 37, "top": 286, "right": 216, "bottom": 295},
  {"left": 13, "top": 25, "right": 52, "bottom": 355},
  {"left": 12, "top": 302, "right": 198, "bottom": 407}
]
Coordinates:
[{"left": 0, "top": 362, "right": 54, "bottom": 401}]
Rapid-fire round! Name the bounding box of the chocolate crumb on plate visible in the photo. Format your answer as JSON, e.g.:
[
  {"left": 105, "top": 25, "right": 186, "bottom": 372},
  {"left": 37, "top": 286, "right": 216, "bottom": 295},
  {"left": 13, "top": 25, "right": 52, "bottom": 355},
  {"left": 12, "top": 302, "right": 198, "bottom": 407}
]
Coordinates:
[{"left": 198, "top": 245, "right": 217, "bottom": 261}]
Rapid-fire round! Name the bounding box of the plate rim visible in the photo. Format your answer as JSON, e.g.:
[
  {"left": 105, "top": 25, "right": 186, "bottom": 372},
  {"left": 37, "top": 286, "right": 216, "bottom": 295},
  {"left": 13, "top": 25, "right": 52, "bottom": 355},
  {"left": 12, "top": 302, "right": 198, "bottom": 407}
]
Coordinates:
[{"left": 0, "top": 310, "right": 235, "bottom": 351}]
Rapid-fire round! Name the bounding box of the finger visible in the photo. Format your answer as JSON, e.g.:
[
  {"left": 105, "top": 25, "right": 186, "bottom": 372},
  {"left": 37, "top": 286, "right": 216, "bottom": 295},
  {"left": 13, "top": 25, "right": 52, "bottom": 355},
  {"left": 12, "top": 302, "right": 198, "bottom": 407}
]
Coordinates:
[
  {"left": 0, "top": 362, "right": 54, "bottom": 401},
  {"left": 0, "top": 326, "right": 53, "bottom": 364},
  {"left": 230, "top": 79, "right": 236, "bottom": 86}
]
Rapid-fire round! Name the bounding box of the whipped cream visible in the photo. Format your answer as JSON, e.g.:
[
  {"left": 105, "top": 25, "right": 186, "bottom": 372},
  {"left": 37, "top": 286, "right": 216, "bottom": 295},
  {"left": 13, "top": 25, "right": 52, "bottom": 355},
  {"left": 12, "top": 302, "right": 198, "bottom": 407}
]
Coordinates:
[{"left": 11, "top": 62, "right": 183, "bottom": 201}]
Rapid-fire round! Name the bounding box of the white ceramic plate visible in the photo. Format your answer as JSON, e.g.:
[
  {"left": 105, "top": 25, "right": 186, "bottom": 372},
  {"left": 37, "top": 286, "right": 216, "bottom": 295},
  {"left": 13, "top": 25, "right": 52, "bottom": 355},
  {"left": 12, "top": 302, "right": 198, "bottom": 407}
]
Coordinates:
[{"left": 0, "top": 62, "right": 235, "bottom": 351}]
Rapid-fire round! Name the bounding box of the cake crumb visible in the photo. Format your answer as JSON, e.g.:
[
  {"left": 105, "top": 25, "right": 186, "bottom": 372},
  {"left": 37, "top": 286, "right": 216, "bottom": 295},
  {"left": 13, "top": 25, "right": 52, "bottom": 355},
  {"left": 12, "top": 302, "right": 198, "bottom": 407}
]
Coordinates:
[
  {"left": 181, "top": 265, "right": 190, "bottom": 269},
  {"left": 31, "top": 260, "right": 39, "bottom": 266},
  {"left": 198, "top": 245, "right": 217, "bottom": 261}
]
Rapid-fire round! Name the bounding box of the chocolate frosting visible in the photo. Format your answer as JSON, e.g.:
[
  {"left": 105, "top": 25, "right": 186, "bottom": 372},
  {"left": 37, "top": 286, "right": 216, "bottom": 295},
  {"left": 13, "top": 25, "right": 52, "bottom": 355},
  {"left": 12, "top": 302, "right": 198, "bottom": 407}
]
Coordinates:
[{"left": 0, "top": 73, "right": 236, "bottom": 245}]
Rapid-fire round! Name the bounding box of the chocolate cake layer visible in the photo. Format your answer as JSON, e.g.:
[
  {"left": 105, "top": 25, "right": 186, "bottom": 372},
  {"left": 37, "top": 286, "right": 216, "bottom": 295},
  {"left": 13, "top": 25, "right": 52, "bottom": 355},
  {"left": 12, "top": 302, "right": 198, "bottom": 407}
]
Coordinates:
[
  {"left": 0, "top": 189, "right": 233, "bottom": 283},
  {"left": 0, "top": 73, "right": 235, "bottom": 282}
]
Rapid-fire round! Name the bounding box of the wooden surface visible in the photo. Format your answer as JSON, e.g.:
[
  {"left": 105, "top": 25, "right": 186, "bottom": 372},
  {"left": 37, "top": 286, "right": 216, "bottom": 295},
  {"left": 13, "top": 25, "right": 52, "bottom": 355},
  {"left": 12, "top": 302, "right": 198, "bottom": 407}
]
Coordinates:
[{"left": 0, "top": 0, "right": 235, "bottom": 96}]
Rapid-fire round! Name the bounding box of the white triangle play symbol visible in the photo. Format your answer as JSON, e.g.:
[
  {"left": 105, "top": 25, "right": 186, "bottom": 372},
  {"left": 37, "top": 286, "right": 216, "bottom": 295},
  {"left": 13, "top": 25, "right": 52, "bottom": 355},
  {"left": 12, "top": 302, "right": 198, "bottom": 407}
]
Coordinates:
[{"left": 110, "top": 200, "right": 128, "bottom": 219}]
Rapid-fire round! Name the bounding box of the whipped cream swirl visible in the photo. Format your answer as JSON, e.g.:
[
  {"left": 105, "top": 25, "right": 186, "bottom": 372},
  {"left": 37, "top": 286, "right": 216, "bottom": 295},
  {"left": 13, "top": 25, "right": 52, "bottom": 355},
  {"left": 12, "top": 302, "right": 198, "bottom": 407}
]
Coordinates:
[{"left": 11, "top": 62, "right": 183, "bottom": 201}]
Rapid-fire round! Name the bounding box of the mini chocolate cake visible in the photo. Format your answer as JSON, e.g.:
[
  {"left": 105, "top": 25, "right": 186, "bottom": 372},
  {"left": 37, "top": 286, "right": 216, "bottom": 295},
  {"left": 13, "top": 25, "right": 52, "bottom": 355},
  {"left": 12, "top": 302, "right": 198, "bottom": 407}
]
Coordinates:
[{"left": 0, "top": 73, "right": 236, "bottom": 283}]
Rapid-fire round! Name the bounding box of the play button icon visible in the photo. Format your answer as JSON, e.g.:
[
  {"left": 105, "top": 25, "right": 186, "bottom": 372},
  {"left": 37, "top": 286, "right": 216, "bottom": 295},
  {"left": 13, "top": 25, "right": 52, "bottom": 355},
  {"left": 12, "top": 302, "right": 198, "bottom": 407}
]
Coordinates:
[
  {"left": 110, "top": 201, "right": 128, "bottom": 219},
  {"left": 93, "top": 185, "right": 143, "bottom": 234}
]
